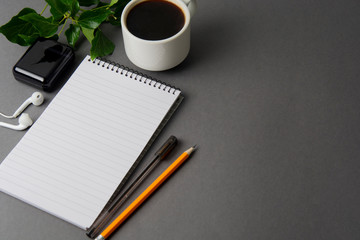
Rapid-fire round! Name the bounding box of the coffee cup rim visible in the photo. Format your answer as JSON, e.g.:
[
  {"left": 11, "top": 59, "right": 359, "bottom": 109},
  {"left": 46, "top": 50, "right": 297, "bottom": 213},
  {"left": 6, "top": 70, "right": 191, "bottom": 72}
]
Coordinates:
[{"left": 121, "top": 0, "right": 191, "bottom": 43}]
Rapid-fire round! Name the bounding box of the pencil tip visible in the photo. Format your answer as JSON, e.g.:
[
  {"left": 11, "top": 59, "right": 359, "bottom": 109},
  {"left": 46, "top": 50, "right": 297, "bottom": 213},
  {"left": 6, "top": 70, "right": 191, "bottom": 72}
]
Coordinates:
[
  {"left": 186, "top": 145, "right": 197, "bottom": 155},
  {"left": 94, "top": 235, "right": 105, "bottom": 240}
]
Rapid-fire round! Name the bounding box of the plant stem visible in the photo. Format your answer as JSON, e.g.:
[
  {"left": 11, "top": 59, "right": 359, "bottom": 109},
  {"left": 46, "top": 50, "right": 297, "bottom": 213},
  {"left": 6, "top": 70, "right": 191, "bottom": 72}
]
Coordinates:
[
  {"left": 40, "top": 4, "right": 48, "bottom": 15},
  {"left": 58, "top": 19, "right": 68, "bottom": 35},
  {"left": 59, "top": 16, "right": 66, "bottom": 25}
]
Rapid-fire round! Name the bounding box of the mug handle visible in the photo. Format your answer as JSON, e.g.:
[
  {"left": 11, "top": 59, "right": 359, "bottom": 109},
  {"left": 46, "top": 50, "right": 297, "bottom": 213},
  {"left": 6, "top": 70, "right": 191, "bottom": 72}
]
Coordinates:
[{"left": 180, "top": 0, "right": 197, "bottom": 18}]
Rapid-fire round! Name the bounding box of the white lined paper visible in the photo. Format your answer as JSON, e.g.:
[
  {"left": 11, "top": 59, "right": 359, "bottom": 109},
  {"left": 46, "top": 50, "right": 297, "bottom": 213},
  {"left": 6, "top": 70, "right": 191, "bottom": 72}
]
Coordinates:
[{"left": 0, "top": 56, "right": 181, "bottom": 229}]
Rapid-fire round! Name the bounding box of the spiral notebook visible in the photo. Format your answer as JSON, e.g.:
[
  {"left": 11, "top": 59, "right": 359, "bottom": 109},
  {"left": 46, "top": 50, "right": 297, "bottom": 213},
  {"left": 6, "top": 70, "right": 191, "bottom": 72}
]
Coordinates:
[{"left": 0, "top": 55, "right": 183, "bottom": 229}]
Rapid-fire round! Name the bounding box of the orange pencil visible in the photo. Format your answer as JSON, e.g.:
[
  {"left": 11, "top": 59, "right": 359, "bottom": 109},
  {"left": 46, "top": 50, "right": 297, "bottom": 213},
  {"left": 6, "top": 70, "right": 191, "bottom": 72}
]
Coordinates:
[{"left": 95, "top": 145, "right": 197, "bottom": 240}]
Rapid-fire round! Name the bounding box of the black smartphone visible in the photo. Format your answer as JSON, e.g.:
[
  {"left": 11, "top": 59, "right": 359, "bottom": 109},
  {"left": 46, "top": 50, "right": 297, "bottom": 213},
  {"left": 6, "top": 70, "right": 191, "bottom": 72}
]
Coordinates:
[{"left": 13, "top": 38, "right": 74, "bottom": 91}]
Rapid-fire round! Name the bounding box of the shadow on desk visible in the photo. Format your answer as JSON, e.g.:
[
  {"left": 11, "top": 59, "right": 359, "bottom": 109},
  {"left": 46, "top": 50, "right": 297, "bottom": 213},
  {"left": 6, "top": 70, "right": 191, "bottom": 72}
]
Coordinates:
[{"left": 171, "top": 13, "right": 245, "bottom": 72}]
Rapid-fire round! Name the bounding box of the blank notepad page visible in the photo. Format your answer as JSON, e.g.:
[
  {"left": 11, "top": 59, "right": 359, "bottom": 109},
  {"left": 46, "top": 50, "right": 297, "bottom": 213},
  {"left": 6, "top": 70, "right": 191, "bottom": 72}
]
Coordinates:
[{"left": 0, "top": 56, "right": 181, "bottom": 229}]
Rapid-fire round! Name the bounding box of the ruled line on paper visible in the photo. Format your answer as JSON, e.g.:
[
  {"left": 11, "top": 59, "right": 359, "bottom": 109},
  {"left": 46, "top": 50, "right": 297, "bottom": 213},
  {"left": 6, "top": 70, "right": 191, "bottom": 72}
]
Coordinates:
[
  {"left": 64, "top": 73, "right": 172, "bottom": 123},
  {"left": 73, "top": 70, "right": 175, "bottom": 110},
  {"left": 30, "top": 116, "right": 141, "bottom": 163},
  {"left": 1, "top": 160, "right": 104, "bottom": 209},
  {"left": 83, "top": 60, "right": 179, "bottom": 104},
  {"left": 0, "top": 175, "right": 96, "bottom": 218},
  {"left": 46, "top": 101, "right": 155, "bottom": 143},
  {"left": 13, "top": 145, "right": 121, "bottom": 190}
]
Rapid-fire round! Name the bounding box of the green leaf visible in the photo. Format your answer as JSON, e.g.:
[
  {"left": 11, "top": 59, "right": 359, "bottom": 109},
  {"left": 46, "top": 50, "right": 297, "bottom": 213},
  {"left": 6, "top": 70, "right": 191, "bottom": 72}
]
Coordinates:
[
  {"left": 107, "top": 0, "right": 129, "bottom": 26},
  {"left": 47, "top": 15, "right": 57, "bottom": 24},
  {"left": 81, "top": 27, "right": 94, "bottom": 43},
  {"left": 78, "top": 0, "right": 99, "bottom": 7},
  {"left": 96, "top": 1, "right": 109, "bottom": 8},
  {"left": 90, "top": 30, "right": 115, "bottom": 59},
  {"left": 0, "top": 8, "right": 39, "bottom": 46},
  {"left": 48, "top": 34, "right": 60, "bottom": 41},
  {"left": 109, "top": 0, "right": 119, "bottom": 7},
  {"left": 45, "top": 0, "right": 77, "bottom": 20},
  {"left": 94, "top": 0, "right": 118, "bottom": 8},
  {"left": 20, "top": 13, "right": 59, "bottom": 38},
  {"left": 18, "top": 33, "right": 40, "bottom": 45},
  {"left": 65, "top": 24, "right": 80, "bottom": 47},
  {"left": 111, "top": 0, "right": 130, "bottom": 18},
  {"left": 78, "top": 7, "right": 113, "bottom": 29},
  {"left": 107, "top": 15, "right": 120, "bottom": 26},
  {"left": 71, "top": 0, "right": 80, "bottom": 17}
]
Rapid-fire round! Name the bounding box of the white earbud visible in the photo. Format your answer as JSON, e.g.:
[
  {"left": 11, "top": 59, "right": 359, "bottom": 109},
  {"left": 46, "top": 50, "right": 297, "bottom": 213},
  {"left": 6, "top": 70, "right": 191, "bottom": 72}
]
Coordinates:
[
  {"left": 0, "top": 113, "right": 33, "bottom": 131},
  {"left": 0, "top": 92, "right": 44, "bottom": 119}
]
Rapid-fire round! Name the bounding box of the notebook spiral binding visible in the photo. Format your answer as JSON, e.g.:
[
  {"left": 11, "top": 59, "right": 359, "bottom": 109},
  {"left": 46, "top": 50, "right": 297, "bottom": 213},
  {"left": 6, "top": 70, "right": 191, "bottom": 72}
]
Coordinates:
[{"left": 88, "top": 56, "right": 180, "bottom": 95}]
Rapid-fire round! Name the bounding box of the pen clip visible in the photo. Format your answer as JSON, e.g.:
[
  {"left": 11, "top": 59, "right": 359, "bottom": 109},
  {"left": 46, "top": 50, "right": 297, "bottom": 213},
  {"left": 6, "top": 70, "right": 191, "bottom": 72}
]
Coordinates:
[{"left": 155, "top": 135, "right": 177, "bottom": 160}]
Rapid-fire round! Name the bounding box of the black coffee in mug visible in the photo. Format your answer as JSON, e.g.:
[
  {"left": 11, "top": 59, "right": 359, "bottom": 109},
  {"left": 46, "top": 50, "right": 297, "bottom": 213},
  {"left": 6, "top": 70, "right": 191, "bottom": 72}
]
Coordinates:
[{"left": 126, "top": 0, "right": 185, "bottom": 41}]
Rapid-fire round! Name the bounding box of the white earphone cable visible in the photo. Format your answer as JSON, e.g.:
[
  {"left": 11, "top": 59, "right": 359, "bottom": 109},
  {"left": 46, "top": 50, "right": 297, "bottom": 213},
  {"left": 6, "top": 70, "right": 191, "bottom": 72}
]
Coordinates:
[
  {"left": 0, "top": 112, "right": 14, "bottom": 119},
  {"left": 0, "top": 92, "right": 44, "bottom": 120}
]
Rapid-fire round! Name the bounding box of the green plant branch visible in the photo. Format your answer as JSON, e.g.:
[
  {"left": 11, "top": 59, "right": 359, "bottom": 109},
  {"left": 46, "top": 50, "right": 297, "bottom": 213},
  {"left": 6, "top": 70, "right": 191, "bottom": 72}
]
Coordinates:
[
  {"left": 58, "top": 18, "right": 68, "bottom": 35},
  {"left": 40, "top": 3, "right": 48, "bottom": 15},
  {"left": 0, "top": 0, "right": 130, "bottom": 59},
  {"left": 58, "top": 16, "right": 67, "bottom": 25}
]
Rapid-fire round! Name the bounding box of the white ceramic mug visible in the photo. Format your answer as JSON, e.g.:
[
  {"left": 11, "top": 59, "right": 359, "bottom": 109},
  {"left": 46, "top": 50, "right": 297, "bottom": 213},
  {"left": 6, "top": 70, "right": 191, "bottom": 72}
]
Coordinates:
[{"left": 121, "top": 0, "right": 197, "bottom": 71}]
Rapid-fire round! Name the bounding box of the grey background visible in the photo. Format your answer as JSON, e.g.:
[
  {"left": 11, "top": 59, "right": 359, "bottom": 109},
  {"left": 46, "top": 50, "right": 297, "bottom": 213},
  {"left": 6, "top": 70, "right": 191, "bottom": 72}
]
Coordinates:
[{"left": 1, "top": 0, "right": 360, "bottom": 239}]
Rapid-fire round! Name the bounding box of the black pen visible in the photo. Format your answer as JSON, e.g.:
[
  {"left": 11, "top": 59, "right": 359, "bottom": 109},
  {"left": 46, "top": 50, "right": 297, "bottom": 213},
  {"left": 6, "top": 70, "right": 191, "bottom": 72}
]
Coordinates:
[{"left": 86, "top": 136, "right": 178, "bottom": 238}]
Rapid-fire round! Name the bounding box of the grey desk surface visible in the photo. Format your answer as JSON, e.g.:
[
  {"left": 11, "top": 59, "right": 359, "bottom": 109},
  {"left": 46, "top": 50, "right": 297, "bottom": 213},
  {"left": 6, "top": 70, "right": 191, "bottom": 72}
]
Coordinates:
[{"left": 1, "top": 0, "right": 360, "bottom": 239}]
